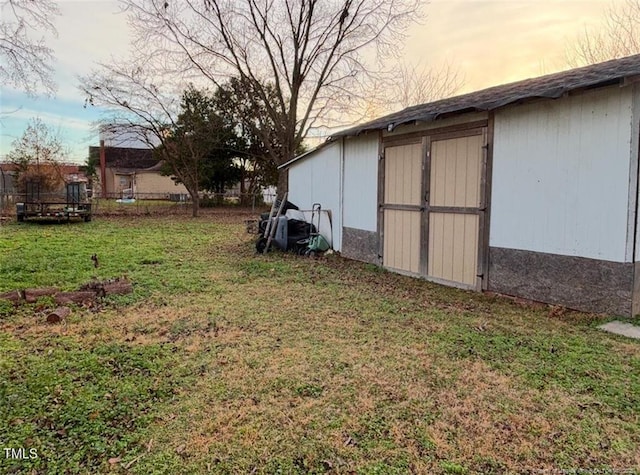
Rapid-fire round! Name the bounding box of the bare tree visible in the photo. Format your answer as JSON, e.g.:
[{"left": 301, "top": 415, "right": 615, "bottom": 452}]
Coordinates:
[
  {"left": 80, "top": 63, "right": 245, "bottom": 217},
  {"left": 0, "top": 0, "right": 60, "bottom": 96},
  {"left": 356, "top": 60, "right": 462, "bottom": 121},
  {"left": 567, "top": 0, "right": 640, "bottom": 67},
  {"left": 79, "top": 62, "right": 201, "bottom": 214},
  {"left": 393, "top": 61, "right": 463, "bottom": 109},
  {"left": 119, "top": 0, "right": 423, "bottom": 194},
  {"left": 8, "top": 117, "right": 66, "bottom": 194}
]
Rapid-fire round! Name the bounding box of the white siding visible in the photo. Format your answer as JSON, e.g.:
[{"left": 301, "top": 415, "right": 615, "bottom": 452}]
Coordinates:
[
  {"left": 343, "top": 135, "right": 379, "bottom": 232},
  {"left": 288, "top": 141, "right": 342, "bottom": 250},
  {"left": 632, "top": 85, "right": 640, "bottom": 262},
  {"left": 491, "top": 87, "right": 633, "bottom": 263}
]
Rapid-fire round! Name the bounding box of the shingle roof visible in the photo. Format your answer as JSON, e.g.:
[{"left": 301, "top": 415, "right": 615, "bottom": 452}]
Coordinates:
[
  {"left": 88, "top": 146, "right": 158, "bottom": 170},
  {"left": 332, "top": 54, "right": 640, "bottom": 138}
]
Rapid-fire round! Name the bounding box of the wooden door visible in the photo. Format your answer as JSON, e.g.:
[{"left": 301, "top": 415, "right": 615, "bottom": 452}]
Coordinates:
[
  {"left": 382, "top": 141, "right": 424, "bottom": 274},
  {"left": 427, "top": 133, "right": 485, "bottom": 289}
]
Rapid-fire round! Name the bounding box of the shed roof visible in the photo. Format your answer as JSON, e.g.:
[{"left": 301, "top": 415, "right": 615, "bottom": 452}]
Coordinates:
[{"left": 331, "top": 54, "right": 640, "bottom": 138}]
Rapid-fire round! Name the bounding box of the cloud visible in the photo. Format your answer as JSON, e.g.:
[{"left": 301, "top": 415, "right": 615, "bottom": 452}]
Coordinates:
[
  {"left": 48, "top": 1, "right": 132, "bottom": 101},
  {"left": 1, "top": 102, "right": 102, "bottom": 163}
]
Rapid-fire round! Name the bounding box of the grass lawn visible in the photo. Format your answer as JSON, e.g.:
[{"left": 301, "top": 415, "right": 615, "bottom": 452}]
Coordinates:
[{"left": 0, "top": 212, "right": 638, "bottom": 474}]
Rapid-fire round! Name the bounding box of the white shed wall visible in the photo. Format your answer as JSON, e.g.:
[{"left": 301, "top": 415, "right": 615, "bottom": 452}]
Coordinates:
[
  {"left": 491, "top": 86, "right": 633, "bottom": 262},
  {"left": 343, "top": 135, "right": 379, "bottom": 232},
  {"left": 631, "top": 85, "right": 640, "bottom": 262},
  {"left": 288, "top": 141, "right": 342, "bottom": 250}
]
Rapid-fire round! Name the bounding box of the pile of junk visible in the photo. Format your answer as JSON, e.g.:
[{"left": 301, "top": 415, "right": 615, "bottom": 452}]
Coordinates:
[{"left": 255, "top": 195, "right": 332, "bottom": 256}]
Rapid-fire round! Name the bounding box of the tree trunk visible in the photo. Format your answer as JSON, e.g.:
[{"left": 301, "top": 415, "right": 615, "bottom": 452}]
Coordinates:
[
  {"left": 276, "top": 168, "right": 288, "bottom": 199},
  {"left": 54, "top": 291, "right": 97, "bottom": 305},
  {"left": 47, "top": 306, "right": 71, "bottom": 324},
  {"left": 0, "top": 290, "right": 24, "bottom": 304},
  {"left": 102, "top": 281, "right": 133, "bottom": 295},
  {"left": 191, "top": 193, "right": 199, "bottom": 217},
  {"left": 239, "top": 166, "right": 248, "bottom": 206},
  {"left": 24, "top": 287, "right": 58, "bottom": 303}
]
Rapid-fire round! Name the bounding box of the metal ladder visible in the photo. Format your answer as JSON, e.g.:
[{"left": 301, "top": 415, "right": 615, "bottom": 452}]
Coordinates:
[{"left": 262, "top": 192, "right": 288, "bottom": 254}]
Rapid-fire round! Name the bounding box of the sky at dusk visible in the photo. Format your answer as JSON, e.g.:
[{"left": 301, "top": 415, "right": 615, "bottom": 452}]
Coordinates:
[{"left": 0, "top": 0, "right": 611, "bottom": 163}]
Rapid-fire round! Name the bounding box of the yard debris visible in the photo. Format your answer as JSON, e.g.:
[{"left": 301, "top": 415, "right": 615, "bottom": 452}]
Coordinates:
[
  {"left": 24, "top": 287, "right": 58, "bottom": 303},
  {"left": 46, "top": 306, "right": 71, "bottom": 323},
  {"left": 0, "top": 290, "right": 24, "bottom": 304},
  {"left": 79, "top": 277, "right": 133, "bottom": 297},
  {"left": 54, "top": 291, "right": 97, "bottom": 306},
  {"left": 123, "top": 455, "right": 142, "bottom": 469},
  {"left": 0, "top": 278, "right": 134, "bottom": 313}
]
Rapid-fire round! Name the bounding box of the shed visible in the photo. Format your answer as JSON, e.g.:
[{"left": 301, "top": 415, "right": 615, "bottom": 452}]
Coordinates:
[{"left": 282, "top": 54, "right": 640, "bottom": 316}]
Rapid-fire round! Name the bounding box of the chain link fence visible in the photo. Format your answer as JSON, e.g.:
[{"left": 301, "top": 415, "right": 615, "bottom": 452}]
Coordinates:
[{"left": 1, "top": 191, "right": 276, "bottom": 218}]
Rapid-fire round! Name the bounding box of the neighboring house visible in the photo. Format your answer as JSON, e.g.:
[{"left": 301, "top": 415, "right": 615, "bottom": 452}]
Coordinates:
[
  {"left": 88, "top": 144, "right": 188, "bottom": 199},
  {"left": 0, "top": 162, "right": 87, "bottom": 194},
  {"left": 0, "top": 163, "right": 18, "bottom": 195},
  {"left": 281, "top": 54, "right": 640, "bottom": 317}
]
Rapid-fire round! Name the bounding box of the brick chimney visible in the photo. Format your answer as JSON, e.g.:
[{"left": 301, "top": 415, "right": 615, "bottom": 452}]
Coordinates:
[{"left": 99, "top": 140, "right": 107, "bottom": 197}]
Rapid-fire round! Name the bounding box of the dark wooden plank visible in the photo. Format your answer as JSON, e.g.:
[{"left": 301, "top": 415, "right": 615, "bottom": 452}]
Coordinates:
[
  {"left": 428, "top": 127, "right": 485, "bottom": 143},
  {"left": 381, "top": 204, "right": 424, "bottom": 212},
  {"left": 377, "top": 130, "right": 385, "bottom": 264},
  {"left": 429, "top": 206, "right": 481, "bottom": 215},
  {"left": 481, "top": 113, "right": 495, "bottom": 291},
  {"left": 420, "top": 136, "right": 430, "bottom": 277},
  {"left": 382, "top": 120, "right": 488, "bottom": 144}
]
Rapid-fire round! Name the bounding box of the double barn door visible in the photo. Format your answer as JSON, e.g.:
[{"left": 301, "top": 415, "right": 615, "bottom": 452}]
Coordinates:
[{"left": 381, "top": 129, "right": 487, "bottom": 289}]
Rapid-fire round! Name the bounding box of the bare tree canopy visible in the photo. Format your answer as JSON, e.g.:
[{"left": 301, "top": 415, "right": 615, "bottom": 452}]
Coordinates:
[
  {"left": 357, "top": 60, "right": 463, "bottom": 121},
  {"left": 567, "top": 0, "right": 640, "bottom": 67},
  {"left": 79, "top": 65, "right": 268, "bottom": 216},
  {"left": 120, "top": 0, "right": 423, "bottom": 193},
  {"left": 8, "top": 117, "right": 67, "bottom": 193},
  {"left": 0, "top": 0, "right": 60, "bottom": 96}
]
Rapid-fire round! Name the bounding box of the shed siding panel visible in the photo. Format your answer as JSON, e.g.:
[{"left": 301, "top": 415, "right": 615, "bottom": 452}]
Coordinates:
[
  {"left": 383, "top": 209, "right": 420, "bottom": 274},
  {"left": 343, "top": 135, "right": 379, "bottom": 232},
  {"left": 491, "top": 87, "right": 633, "bottom": 262},
  {"left": 385, "top": 143, "right": 422, "bottom": 205},
  {"left": 428, "top": 213, "right": 477, "bottom": 285},
  {"left": 135, "top": 173, "right": 188, "bottom": 196},
  {"left": 632, "top": 84, "right": 640, "bottom": 262},
  {"left": 431, "top": 135, "right": 482, "bottom": 207},
  {"left": 288, "top": 141, "right": 342, "bottom": 250}
]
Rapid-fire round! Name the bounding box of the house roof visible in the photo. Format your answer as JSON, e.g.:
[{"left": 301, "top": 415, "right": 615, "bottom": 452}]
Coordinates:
[
  {"left": 331, "top": 54, "right": 640, "bottom": 139},
  {"left": 89, "top": 146, "right": 158, "bottom": 170},
  {"left": 0, "top": 162, "right": 83, "bottom": 175}
]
